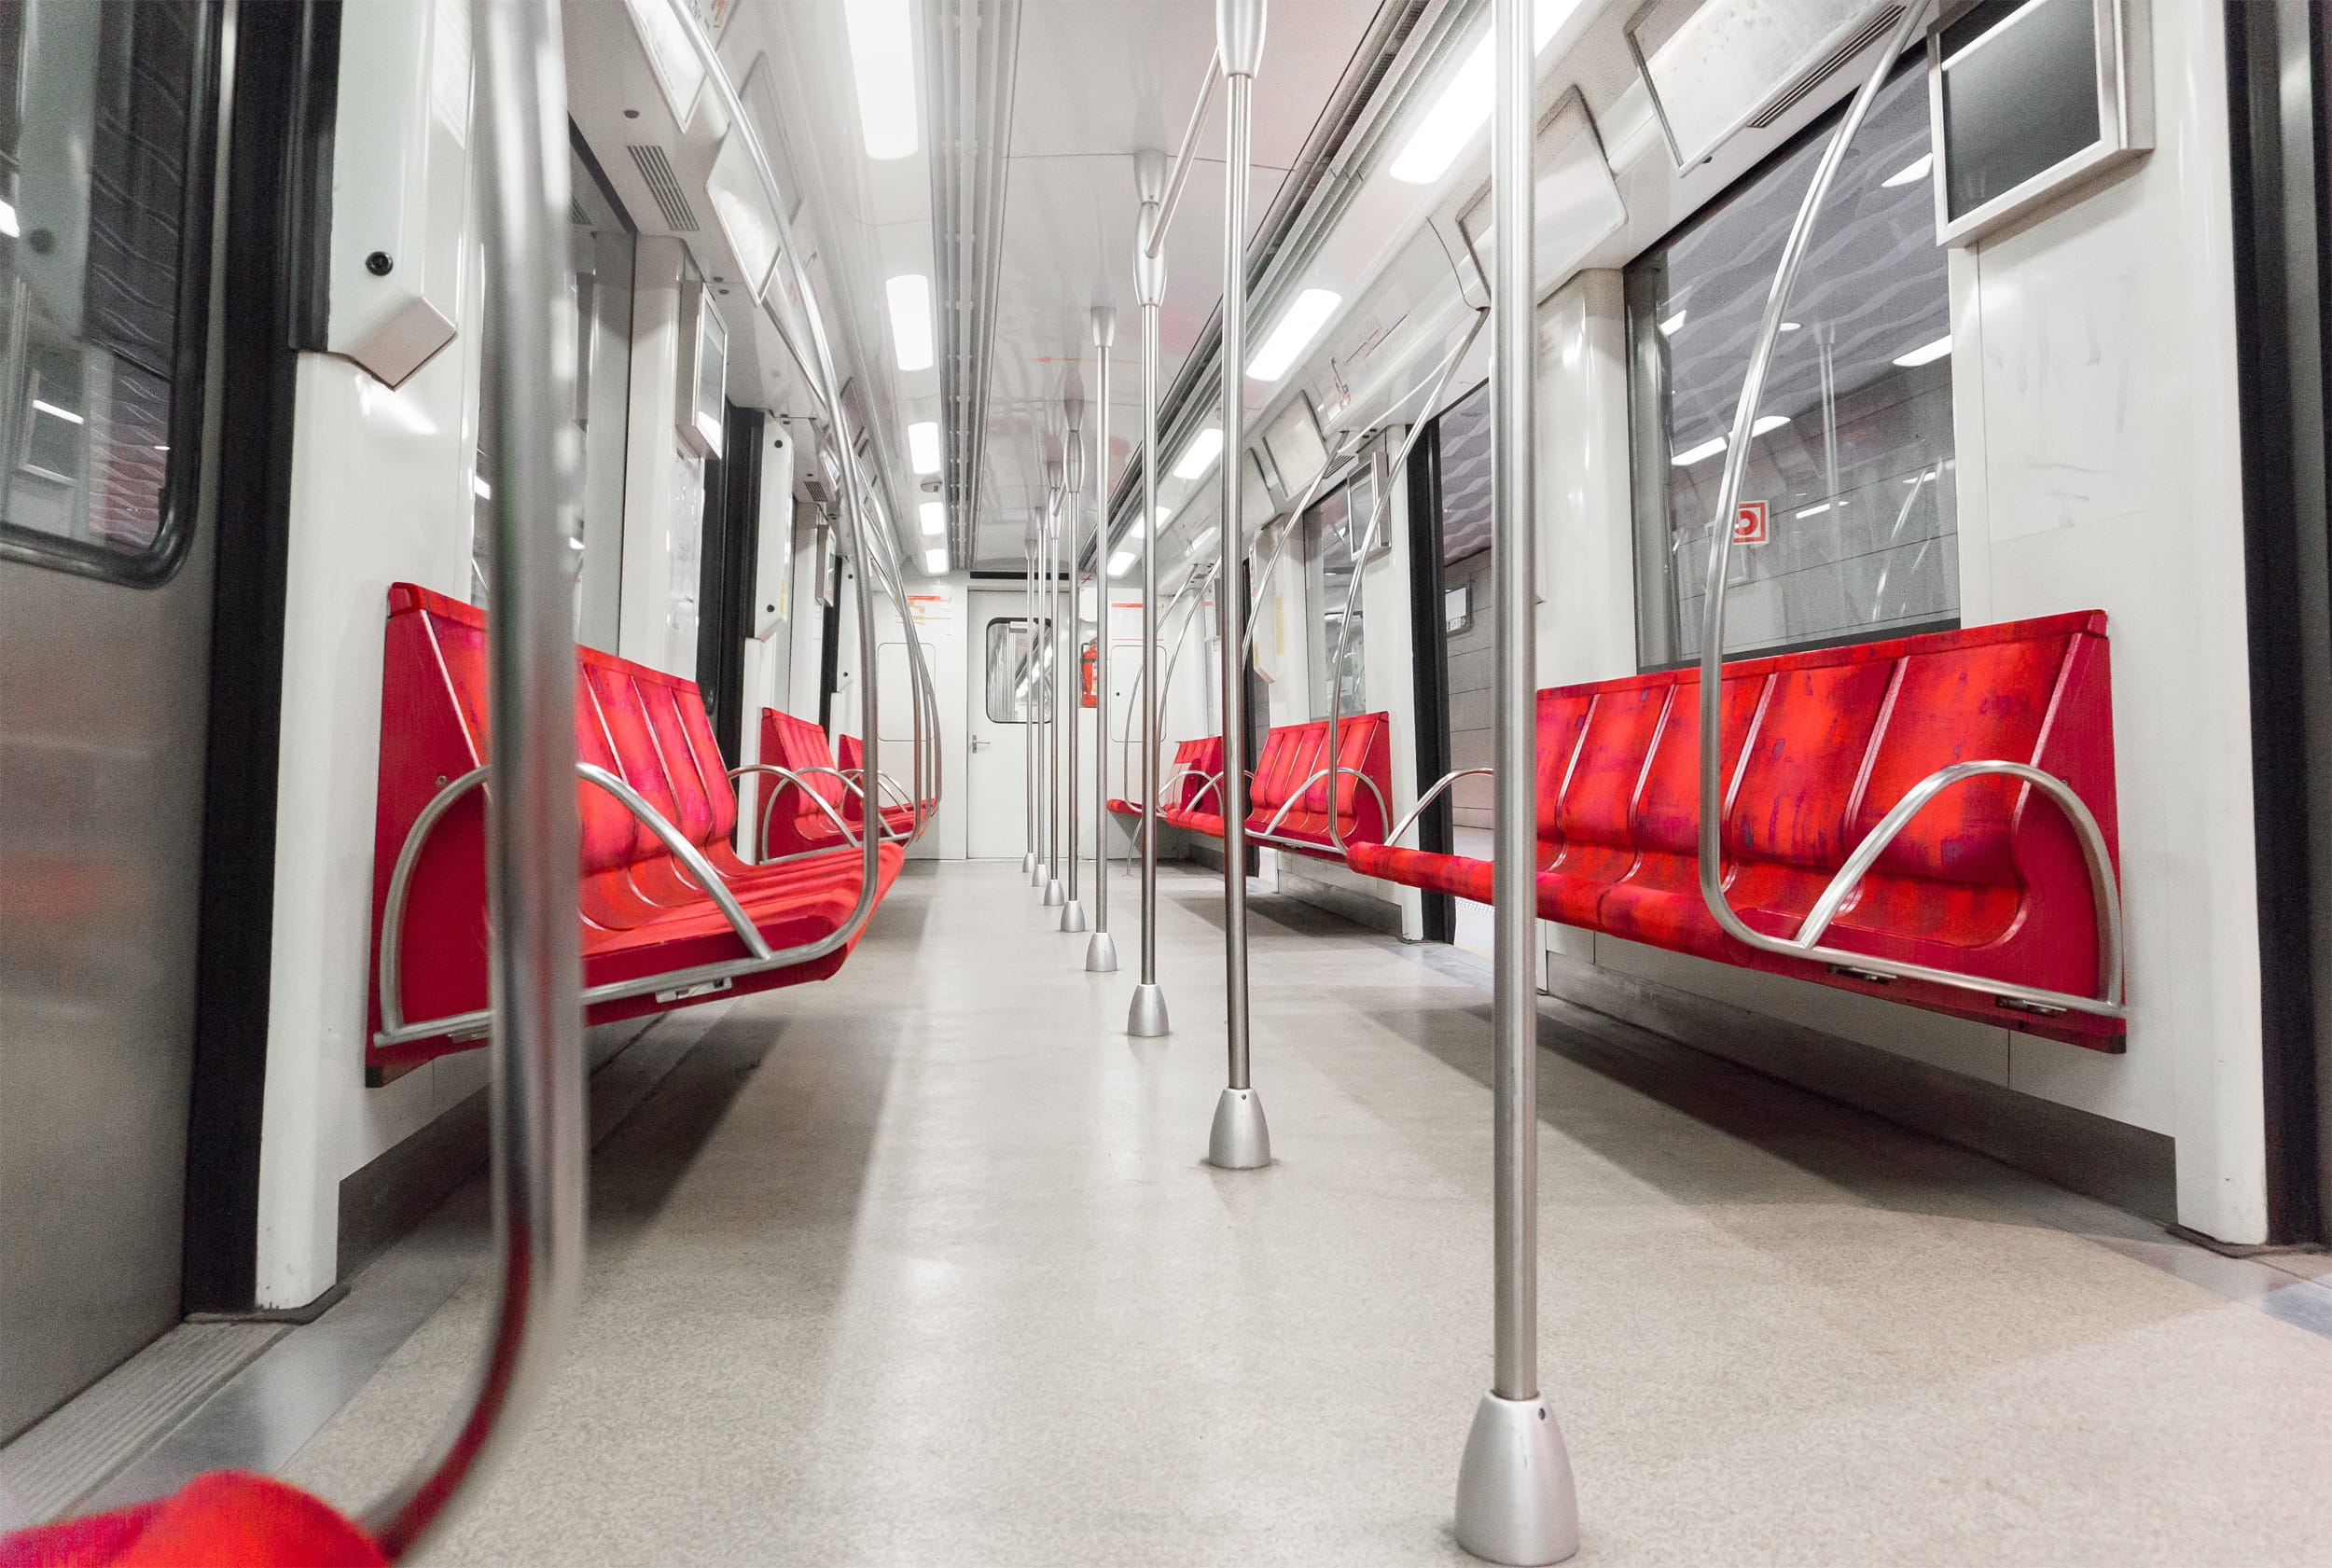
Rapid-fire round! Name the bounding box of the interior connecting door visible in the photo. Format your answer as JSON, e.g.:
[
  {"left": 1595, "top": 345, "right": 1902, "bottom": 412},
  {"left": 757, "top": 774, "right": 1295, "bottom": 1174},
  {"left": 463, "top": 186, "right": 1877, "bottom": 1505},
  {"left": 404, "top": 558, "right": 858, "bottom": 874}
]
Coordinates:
[{"left": 965, "top": 588, "right": 1035, "bottom": 859}]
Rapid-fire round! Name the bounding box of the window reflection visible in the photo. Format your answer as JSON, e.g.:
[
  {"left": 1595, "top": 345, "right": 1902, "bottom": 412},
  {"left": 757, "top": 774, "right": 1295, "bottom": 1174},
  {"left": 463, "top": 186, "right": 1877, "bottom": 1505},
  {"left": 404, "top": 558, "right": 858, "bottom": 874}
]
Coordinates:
[
  {"left": 0, "top": 1, "right": 208, "bottom": 578},
  {"left": 1629, "top": 55, "right": 1955, "bottom": 667}
]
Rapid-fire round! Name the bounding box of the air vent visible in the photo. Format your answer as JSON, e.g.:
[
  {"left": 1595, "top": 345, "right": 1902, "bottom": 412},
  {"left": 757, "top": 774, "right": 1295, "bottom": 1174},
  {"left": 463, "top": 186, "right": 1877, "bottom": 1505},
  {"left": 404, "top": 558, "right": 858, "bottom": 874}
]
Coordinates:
[
  {"left": 1746, "top": 6, "right": 1905, "bottom": 130},
  {"left": 625, "top": 144, "right": 700, "bottom": 231},
  {"left": 569, "top": 198, "right": 590, "bottom": 227}
]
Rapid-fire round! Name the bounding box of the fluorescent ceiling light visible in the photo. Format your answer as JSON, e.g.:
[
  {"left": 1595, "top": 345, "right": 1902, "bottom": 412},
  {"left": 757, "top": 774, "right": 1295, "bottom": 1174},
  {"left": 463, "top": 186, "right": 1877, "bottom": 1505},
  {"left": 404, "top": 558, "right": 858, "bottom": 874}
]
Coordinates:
[
  {"left": 1387, "top": 0, "right": 1580, "bottom": 186},
  {"left": 1670, "top": 435, "right": 1727, "bottom": 466},
  {"left": 1794, "top": 501, "right": 1842, "bottom": 519},
  {"left": 919, "top": 501, "right": 945, "bottom": 535},
  {"left": 844, "top": 0, "right": 919, "bottom": 160},
  {"left": 923, "top": 546, "right": 947, "bottom": 574},
  {"left": 1172, "top": 427, "right": 1224, "bottom": 479},
  {"left": 1750, "top": 414, "right": 1790, "bottom": 437},
  {"left": 1881, "top": 152, "right": 1934, "bottom": 188},
  {"left": 472, "top": 474, "right": 493, "bottom": 499},
  {"left": 31, "top": 399, "right": 83, "bottom": 425},
  {"left": 1780, "top": 321, "right": 1802, "bottom": 332},
  {"left": 1892, "top": 334, "right": 1952, "bottom": 368},
  {"left": 886, "top": 274, "right": 934, "bottom": 371},
  {"left": 908, "top": 421, "right": 941, "bottom": 474},
  {"left": 1108, "top": 550, "right": 1137, "bottom": 577},
  {"left": 1658, "top": 311, "right": 1687, "bottom": 337},
  {"left": 1247, "top": 287, "right": 1342, "bottom": 382},
  {"left": 0, "top": 199, "right": 16, "bottom": 239}
]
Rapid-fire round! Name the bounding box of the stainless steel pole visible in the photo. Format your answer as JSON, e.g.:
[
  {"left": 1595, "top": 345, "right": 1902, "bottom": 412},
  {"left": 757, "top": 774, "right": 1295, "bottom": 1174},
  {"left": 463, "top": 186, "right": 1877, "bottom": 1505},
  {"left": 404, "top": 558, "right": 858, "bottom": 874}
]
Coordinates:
[
  {"left": 365, "top": 1, "right": 585, "bottom": 1553},
  {"left": 1023, "top": 528, "right": 1038, "bottom": 877},
  {"left": 1061, "top": 427, "right": 1089, "bottom": 934},
  {"left": 1452, "top": 0, "right": 1578, "bottom": 1561},
  {"left": 1044, "top": 463, "right": 1067, "bottom": 905},
  {"left": 1128, "top": 152, "right": 1172, "bottom": 1036},
  {"left": 1087, "top": 308, "right": 1119, "bottom": 970},
  {"left": 1205, "top": 0, "right": 1269, "bottom": 1170}
]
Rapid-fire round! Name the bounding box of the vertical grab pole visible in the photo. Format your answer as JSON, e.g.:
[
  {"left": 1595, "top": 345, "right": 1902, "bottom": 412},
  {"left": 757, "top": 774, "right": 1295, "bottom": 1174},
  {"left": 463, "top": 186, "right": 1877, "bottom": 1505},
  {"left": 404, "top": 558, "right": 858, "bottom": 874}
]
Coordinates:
[
  {"left": 365, "top": 1, "right": 586, "bottom": 1554},
  {"left": 1024, "top": 529, "right": 1039, "bottom": 877},
  {"left": 1087, "top": 308, "right": 1120, "bottom": 970},
  {"left": 1061, "top": 425, "right": 1090, "bottom": 933},
  {"left": 1205, "top": 0, "right": 1269, "bottom": 1170},
  {"left": 1043, "top": 464, "right": 1068, "bottom": 905},
  {"left": 1452, "top": 0, "right": 1578, "bottom": 1560},
  {"left": 1127, "top": 152, "right": 1172, "bottom": 1035}
]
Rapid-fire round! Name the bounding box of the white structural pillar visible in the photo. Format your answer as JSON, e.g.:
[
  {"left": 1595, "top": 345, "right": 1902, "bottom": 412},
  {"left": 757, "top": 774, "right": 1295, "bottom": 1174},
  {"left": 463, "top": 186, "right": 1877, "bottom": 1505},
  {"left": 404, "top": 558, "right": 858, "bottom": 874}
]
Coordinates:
[
  {"left": 1205, "top": 0, "right": 1269, "bottom": 1171},
  {"left": 1452, "top": 0, "right": 1579, "bottom": 1561}
]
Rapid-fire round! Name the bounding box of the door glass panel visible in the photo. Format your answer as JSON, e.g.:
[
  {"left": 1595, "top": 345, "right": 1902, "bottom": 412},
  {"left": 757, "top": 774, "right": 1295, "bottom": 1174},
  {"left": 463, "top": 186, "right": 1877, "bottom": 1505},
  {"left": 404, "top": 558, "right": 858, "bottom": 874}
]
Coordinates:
[
  {"left": 1303, "top": 468, "right": 1372, "bottom": 717},
  {"left": 985, "top": 616, "right": 1037, "bottom": 723},
  {"left": 0, "top": 1, "right": 213, "bottom": 582}
]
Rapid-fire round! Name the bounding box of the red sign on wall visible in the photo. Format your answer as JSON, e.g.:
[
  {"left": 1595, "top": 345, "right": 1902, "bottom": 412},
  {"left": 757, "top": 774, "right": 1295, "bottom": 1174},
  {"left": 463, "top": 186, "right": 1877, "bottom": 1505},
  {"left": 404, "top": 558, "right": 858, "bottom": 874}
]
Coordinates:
[{"left": 1731, "top": 500, "right": 1770, "bottom": 546}]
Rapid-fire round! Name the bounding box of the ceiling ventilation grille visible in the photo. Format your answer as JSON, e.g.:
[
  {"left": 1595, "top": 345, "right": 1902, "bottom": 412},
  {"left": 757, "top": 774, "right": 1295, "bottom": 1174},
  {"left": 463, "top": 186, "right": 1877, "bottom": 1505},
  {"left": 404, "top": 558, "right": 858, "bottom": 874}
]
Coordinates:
[
  {"left": 1747, "top": 6, "right": 1905, "bottom": 129},
  {"left": 626, "top": 144, "right": 701, "bottom": 231},
  {"left": 568, "top": 198, "right": 590, "bottom": 227}
]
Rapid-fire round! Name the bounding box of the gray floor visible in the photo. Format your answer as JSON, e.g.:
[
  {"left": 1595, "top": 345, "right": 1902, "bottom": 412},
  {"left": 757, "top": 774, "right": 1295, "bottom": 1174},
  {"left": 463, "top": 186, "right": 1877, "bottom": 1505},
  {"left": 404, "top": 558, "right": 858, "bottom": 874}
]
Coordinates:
[{"left": 170, "top": 863, "right": 2332, "bottom": 1561}]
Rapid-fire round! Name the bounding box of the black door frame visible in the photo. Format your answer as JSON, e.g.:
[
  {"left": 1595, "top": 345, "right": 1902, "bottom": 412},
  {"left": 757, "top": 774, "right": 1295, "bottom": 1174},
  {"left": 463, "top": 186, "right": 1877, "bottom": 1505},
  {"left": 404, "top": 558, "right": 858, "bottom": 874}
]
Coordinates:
[{"left": 1405, "top": 416, "right": 1456, "bottom": 944}]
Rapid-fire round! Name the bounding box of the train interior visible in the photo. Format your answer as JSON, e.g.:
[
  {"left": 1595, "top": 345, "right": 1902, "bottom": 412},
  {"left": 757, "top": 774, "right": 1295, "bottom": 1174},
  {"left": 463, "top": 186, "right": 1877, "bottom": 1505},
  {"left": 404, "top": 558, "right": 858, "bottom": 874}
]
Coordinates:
[{"left": 6, "top": 0, "right": 2332, "bottom": 1561}]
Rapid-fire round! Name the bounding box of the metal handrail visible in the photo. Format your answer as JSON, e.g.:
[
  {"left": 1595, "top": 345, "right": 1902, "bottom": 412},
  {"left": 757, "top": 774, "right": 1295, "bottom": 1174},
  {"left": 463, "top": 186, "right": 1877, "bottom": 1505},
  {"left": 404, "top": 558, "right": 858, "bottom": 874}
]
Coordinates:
[
  {"left": 1117, "top": 561, "right": 1217, "bottom": 804},
  {"left": 1256, "top": 765, "right": 1393, "bottom": 840},
  {"left": 1379, "top": 766, "right": 1495, "bottom": 847},
  {"left": 363, "top": 5, "right": 583, "bottom": 1555},
  {"left": 374, "top": 761, "right": 781, "bottom": 1048},
  {"left": 729, "top": 762, "right": 863, "bottom": 861},
  {"left": 1688, "top": 0, "right": 2122, "bottom": 1021},
  {"left": 1320, "top": 308, "right": 1486, "bottom": 852},
  {"left": 661, "top": 0, "right": 888, "bottom": 963},
  {"left": 1147, "top": 51, "right": 1222, "bottom": 262}
]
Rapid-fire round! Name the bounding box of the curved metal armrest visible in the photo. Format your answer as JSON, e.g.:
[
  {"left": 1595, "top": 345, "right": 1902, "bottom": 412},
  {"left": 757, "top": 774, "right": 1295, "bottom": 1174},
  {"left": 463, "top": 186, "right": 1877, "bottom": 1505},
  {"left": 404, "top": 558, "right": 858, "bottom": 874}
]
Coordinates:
[
  {"left": 376, "top": 764, "right": 775, "bottom": 1043},
  {"left": 1120, "top": 763, "right": 1200, "bottom": 814},
  {"left": 1380, "top": 767, "right": 1495, "bottom": 847},
  {"left": 1779, "top": 760, "right": 2125, "bottom": 1009},
  {"left": 1259, "top": 767, "right": 1395, "bottom": 843},
  {"left": 729, "top": 762, "right": 863, "bottom": 862},
  {"left": 1180, "top": 770, "right": 1228, "bottom": 813}
]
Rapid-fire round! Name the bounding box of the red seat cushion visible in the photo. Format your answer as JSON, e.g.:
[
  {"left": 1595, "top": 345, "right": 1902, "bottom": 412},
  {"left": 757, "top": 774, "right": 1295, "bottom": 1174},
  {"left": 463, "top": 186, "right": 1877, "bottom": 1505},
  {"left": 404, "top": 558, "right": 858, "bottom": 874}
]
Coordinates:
[{"left": 0, "top": 1472, "right": 384, "bottom": 1567}]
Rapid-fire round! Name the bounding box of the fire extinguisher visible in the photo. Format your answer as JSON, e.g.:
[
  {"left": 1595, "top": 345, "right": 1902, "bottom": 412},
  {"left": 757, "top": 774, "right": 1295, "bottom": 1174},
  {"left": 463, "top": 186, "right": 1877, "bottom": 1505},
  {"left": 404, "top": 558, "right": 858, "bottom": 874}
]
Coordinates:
[{"left": 1080, "top": 641, "right": 1098, "bottom": 708}]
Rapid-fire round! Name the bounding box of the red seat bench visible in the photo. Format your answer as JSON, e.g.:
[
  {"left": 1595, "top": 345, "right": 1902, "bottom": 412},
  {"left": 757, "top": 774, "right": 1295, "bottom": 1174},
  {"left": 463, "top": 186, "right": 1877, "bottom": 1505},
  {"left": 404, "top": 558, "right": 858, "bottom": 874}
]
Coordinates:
[
  {"left": 370, "top": 584, "right": 901, "bottom": 1068},
  {"left": 1166, "top": 713, "right": 1393, "bottom": 860},
  {"left": 836, "top": 731, "right": 925, "bottom": 838},
  {"left": 1108, "top": 734, "right": 1226, "bottom": 819},
  {"left": 1348, "top": 613, "right": 2121, "bottom": 1048}
]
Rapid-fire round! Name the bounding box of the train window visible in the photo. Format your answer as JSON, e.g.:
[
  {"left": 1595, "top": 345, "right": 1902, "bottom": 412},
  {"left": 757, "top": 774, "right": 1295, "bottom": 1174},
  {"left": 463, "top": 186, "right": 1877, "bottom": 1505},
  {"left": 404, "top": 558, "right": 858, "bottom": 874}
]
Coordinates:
[
  {"left": 1431, "top": 382, "right": 1493, "bottom": 832},
  {"left": 1627, "top": 52, "right": 1956, "bottom": 669},
  {"left": 0, "top": 2, "right": 217, "bottom": 586},
  {"left": 984, "top": 617, "right": 1038, "bottom": 723},
  {"left": 1303, "top": 469, "right": 1374, "bottom": 717}
]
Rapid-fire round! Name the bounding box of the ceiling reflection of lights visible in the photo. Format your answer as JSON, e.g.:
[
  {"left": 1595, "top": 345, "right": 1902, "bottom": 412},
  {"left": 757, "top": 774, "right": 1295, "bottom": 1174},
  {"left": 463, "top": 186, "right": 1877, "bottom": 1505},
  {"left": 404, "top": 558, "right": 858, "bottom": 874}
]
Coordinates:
[
  {"left": 1659, "top": 311, "right": 1687, "bottom": 337},
  {"left": 1670, "top": 435, "right": 1727, "bottom": 466},
  {"left": 31, "top": 398, "right": 84, "bottom": 425},
  {"left": 1387, "top": 0, "right": 1586, "bottom": 186},
  {"left": 919, "top": 501, "right": 945, "bottom": 535},
  {"left": 886, "top": 273, "right": 934, "bottom": 370},
  {"left": 1247, "top": 288, "right": 1343, "bottom": 382},
  {"left": 0, "top": 199, "right": 17, "bottom": 239},
  {"left": 1892, "top": 334, "right": 1952, "bottom": 368},
  {"left": 1171, "top": 427, "right": 1224, "bottom": 479},
  {"left": 1881, "top": 152, "right": 1934, "bottom": 188},
  {"left": 1187, "top": 525, "right": 1220, "bottom": 559},
  {"left": 844, "top": 0, "right": 919, "bottom": 160},
  {"left": 1750, "top": 414, "right": 1789, "bottom": 437},
  {"left": 1108, "top": 550, "right": 1137, "bottom": 576},
  {"left": 908, "top": 421, "right": 941, "bottom": 473}
]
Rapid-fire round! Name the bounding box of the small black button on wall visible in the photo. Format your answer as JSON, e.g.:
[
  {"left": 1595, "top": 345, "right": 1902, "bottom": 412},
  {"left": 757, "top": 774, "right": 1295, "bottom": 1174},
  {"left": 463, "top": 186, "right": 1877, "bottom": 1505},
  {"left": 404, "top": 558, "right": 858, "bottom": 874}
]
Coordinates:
[{"left": 366, "top": 252, "right": 395, "bottom": 276}]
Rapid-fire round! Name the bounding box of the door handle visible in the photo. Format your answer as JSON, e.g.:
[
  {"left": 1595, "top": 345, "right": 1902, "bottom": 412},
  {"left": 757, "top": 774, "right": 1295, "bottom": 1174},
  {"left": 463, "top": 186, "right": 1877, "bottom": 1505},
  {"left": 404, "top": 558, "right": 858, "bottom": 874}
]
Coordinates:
[{"left": 970, "top": 735, "right": 991, "bottom": 752}]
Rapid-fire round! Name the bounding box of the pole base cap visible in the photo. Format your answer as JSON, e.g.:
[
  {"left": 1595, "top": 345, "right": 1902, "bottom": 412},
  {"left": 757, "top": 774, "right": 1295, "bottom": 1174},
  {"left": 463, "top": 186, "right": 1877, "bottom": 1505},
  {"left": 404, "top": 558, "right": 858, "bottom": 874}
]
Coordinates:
[
  {"left": 1059, "top": 898, "right": 1088, "bottom": 933},
  {"left": 1126, "top": 983, "right": 1171, "bottom": 1036},
  {"left": 1453, "top": 1391, "right": 1579, "bottom": 1565},
  {"left": 1021, "top": 851, "right": 1036, "bottom": 873},
  {"left": 1085, "top": 931, "right": 1118, "bottom": 971},
  {"left": 1043, "top": 878, "right": 1066, "bottom": 907},
  {"left": 1206, "top": 1086, "right": 1270, "bottom": 1169}
]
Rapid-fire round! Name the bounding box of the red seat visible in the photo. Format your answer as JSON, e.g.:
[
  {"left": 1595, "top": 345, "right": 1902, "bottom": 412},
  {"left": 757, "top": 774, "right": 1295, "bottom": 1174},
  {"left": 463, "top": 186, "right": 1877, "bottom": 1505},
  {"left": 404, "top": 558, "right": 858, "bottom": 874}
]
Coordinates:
[
  {"left": 370, "top": 585, "right": 900, "bottom": 1069},
  {"left": 1110, "top": 735, "right": 1224, "bottom": 818},
  {"left": 757, "top": 709, "right": 862, "bottom": 858},
  {"left": 0, "top": 1471, "right": 383, "bottom": 1567},
  {"left": 1169, "top": 715, "right": 1395, "bottom": 860},
  {"left": 836, "top": 732, "right": 923, "bottom": 838},
  {"left": 1351, "top": 613, "right": 2123, "bottom": 1048}
]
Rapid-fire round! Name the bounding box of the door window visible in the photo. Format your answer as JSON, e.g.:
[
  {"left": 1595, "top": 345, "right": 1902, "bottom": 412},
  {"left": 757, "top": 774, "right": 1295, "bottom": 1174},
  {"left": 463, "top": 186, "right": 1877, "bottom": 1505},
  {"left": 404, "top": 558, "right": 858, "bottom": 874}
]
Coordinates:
[
  {"left": 0, "top": 1, "right": 218, "bottom": 584},
  {"left": 984, "top": 617, "right": 1038, "bottom": 723}
]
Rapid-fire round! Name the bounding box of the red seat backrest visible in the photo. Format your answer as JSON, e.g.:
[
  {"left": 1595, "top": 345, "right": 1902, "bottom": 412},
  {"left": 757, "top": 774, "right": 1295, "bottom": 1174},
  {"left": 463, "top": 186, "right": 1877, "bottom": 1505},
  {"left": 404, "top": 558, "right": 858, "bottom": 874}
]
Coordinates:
[
  {"left": 1631, "top": 673, "right": 1765, "bottom": 859},
  {"left": 1555, "top": 681, "right": 1671, "bottom": 849},
  {"left": 1724, "top": 660, "right": 1895, "bottom": 870},
  {"left": 758, "top": 708, "right": 849, "bottom": 828},
  {"left": 1533, "top": 690, "right": 1596, "bottom": 853}
]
